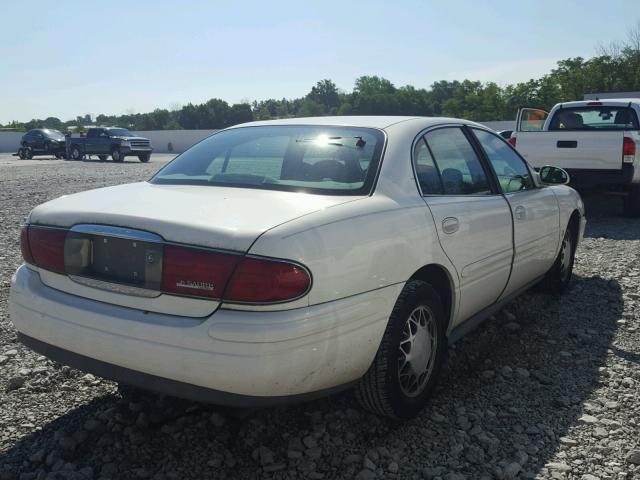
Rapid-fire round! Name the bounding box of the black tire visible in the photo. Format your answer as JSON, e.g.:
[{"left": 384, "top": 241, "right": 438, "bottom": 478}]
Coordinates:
[
  {"left": 356, "top": 280, "right": 447, "bottom": 419},
  {"left": 539, "top": 222, "right": 576, "bottom": 293},
  {"left": 70, "top": 146, "right": 83, "bottom": 161},
  {"left": 18, "top": 148, "right": 27, "bottom": 160},
  {"left": 25, "top": 148, "right": 33, "bottom": 160},
  {"left": 111, "top": 149, "right": 124, "bottom": 162},
  {"left": 138, "top": 154, "right": 151, "bottom": 163},
  {"left": 623, "top": 185, "right": 640, "bottom": 218},
  {"left": 98, "top": 154, "right": 108, "bottom": 161}
]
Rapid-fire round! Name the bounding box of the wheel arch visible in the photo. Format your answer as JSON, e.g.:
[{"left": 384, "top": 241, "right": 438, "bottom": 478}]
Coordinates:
[
  {"left": 408, "top": 263, "right": 456, "bottom": 330},
  {"left": 567, "top": 209, "right": 581, "bottom": 252}
]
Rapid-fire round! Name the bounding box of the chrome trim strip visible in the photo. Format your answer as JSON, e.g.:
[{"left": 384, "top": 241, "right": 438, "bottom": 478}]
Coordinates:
[
  {"left": 68, "top": 275, "right": 162, "bottom": 298},
  {"left": 70, "top": 224, "right": 164, "bottom": 243}
]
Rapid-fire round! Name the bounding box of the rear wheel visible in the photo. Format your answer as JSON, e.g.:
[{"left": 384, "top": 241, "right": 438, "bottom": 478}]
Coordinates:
[
  {"left": 98, "top": 154, "right": 108, "bottom": 161},
  {"left": 24, "top": 148, "right": 33, "bottom": 159},
  {"left": 70, "top": 146, "right": 83, "bottom": 161},
  {"left": 18, "top": 148, "right": 27, "bottom": 160},
  {"left": 111, "top": 149, "right": 124, "bottom": 162},
  {"left": 623, "top": 185, "right": 640, "bottom": 217},
  {"left": 138, "top": 153, "right": 150, "bottom": 163},
  {"left": 356, "top": 280, "right": 446, "bottom": 419}
]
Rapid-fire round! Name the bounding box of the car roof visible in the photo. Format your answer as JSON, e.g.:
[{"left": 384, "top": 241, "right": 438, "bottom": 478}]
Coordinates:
[
  {"left": 231, "top": 116, "right": 484, "bottom": 131},
  {"left": 558, "top": 99, "right": 640, "bottom": 108}
]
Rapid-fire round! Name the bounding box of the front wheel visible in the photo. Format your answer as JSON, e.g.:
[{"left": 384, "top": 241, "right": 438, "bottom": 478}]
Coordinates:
[
  {"left": 138, "top": 154, "right": 151, "bottom": 163},
  {"left": 356, "top": 280, "right": 446, "bottom": 419},
  {"left": 98, "top": 154, "right": 108, "bottom": 161},
  {"left": 18, "top": 148, "right": 27, "bottom": 160},
  {"left": 111, "top": 149, "right": 124, "bottom": 162}
]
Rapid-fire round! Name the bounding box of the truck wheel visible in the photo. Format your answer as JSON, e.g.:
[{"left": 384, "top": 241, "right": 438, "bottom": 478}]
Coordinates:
[
  {"left": 111, "top": 149, "right": 124, "bottom": 162},
  {"left": 138, "top": 154, "right": 151, "bottom": 163},
  {"left": 623, "top": 185, "right": 640, "bottom": 218},
  {"left": 70, "top": 146, "right": 83, "bottom": 161},
  {"left": 98, "top": 155, "right": 108, "bottom": 161},
  {"left": 356, "top": 280, "right": 446, "bottom": 419}
]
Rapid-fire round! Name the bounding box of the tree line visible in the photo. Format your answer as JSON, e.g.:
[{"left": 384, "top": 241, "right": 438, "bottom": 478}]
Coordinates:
[{"left": 4, "top": 31, "right": 640, "bottom": 132}]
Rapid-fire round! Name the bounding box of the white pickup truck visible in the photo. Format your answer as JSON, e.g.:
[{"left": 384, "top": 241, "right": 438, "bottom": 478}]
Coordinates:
[{"left": 510, "top": 99, "right": 640, "bottom": 216}]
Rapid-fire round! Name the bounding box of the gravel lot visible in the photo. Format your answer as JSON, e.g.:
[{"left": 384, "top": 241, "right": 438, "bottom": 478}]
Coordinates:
[{"left": 0, "top": 153, "right": 638, "bottom": 480}]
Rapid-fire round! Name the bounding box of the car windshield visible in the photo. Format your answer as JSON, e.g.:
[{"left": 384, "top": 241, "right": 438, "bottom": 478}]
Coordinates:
[
  {"left": 549, "top": 106, "right": 640, "bottom": 131},
  {"left": 151, "top": 125, "right": 385, "bottom": 195},
  {"left": 108, "top": 128, "right": 135, "bottom": 137},
  {"left": 43, "top": 129, "right": 64, "bottom": 139}
]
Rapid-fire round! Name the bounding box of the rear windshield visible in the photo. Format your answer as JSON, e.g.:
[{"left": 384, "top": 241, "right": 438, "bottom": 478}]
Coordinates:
[
  {"left": 549, "top": 106, "right": 639, "bottom": 131},
  {"left": 151, "top": 126, "right": 385, "bottom": 195}
]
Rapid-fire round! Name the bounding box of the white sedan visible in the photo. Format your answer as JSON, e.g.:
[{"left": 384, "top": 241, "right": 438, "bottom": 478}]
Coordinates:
[{"left": 9, "top": 116, "right": 585, "bottom": 419}]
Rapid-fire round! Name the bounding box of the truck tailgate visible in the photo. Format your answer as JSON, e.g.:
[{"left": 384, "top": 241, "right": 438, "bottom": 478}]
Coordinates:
[{"left": 516, "top": 131, "right": 623, "bottom": 170}]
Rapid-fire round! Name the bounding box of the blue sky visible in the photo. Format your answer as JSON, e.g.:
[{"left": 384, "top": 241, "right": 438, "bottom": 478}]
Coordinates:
[{"left": 1, "top": 0, "right": 637, "bottom": 124}]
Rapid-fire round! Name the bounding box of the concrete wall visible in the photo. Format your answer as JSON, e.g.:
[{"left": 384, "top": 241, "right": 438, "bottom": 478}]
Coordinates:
[
  {"left": 479, "top": 120, "right": 515, "bottom": 131},
  {"left": 0, "top": 129, "right": 219, "bottom": 153},
  {"left": 132, "top": 129, "right": 218, "bottom": 153},
  {"left": 0, "top": 123, "right": 516, "bottom": 153},
  {"left": 0, "top": 132, "right": 24, "bottom": 153}
]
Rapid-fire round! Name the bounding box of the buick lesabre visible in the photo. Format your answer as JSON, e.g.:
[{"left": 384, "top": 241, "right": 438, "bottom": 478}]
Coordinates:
[{"left": 9, "top": 116, "right": 585, "bottom": 418}]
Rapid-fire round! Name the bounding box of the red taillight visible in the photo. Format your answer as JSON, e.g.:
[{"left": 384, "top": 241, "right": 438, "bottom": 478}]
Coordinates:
[
  {"left": 20, "top": 227, "right": 35, "bottom": 264},
  {"left": 161, "top": 245, "right": 240, "bottom": 299},
  {"left": 508, "top": 136, "right": 517, "bottom": 148},
  {"left": 586, "top": 101, "right": 602, "bottom": 106},
  {"left": 26, "top": 226, "right": 67, "bottom": 273},
  {"left": 224, "top": 257, "right": 311, "bottom": 303},
  {"left": 623, "top": 137, "right": 636, "bottom": 164}
]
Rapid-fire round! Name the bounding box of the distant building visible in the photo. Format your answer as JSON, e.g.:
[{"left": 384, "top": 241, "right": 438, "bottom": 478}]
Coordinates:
[{"left": 584, "top": 91, "right": 640, "bottom": 100}]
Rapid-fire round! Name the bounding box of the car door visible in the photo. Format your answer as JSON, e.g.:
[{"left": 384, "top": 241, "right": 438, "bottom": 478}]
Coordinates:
[
  {"left": 33, "top": 131, "right": 45, "bottom": 150},
  {"left": 416, "top": 126, "right": 514, "bottom": 325},
  {"left": 86, "top": 129, "right": 105, "bottom": 154},
  {"left": 470, "top": 128, "right": 560, "bottom": 298}
]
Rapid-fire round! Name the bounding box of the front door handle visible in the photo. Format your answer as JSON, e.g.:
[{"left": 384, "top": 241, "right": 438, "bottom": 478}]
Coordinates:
[
  {"left": 514, "top": 205, "right": 526, "bottom": 221},
  {"left": 442, "top": 217, "right": 459, "bottom": 234}
]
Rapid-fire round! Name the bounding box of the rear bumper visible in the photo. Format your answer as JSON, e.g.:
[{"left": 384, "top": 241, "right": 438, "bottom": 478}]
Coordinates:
[
  {"left": 9, "top": 265, "right": 397, "bottom": 402},
  {"left": 567, "top": 166, "right": 635, "bottom": 188}
]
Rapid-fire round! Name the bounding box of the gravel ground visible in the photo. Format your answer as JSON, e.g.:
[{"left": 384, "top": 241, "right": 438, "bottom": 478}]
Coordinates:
[{"left": 0, "top": 154, "right": 638, "bottom": 480}]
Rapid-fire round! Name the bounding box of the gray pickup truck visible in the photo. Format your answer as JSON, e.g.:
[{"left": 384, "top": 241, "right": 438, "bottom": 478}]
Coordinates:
[{"left": 67, "top": 127, "right": 152, "bottom": 162}]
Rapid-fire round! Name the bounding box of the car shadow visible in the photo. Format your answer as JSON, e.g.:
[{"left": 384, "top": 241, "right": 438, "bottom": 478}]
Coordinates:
[
  {"left": 581, "top": 191, "right": 640, "bottom": 240},
  {"left": 0, "top": 274, "right": 622, "bottom": 479}
]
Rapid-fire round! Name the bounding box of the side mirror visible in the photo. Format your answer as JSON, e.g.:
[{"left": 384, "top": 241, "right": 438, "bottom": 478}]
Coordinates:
[{"left": 539, "top": 165, "right": 570, "bottom": 185}]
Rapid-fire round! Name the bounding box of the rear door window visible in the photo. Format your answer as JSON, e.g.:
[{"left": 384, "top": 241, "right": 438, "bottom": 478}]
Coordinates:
[
  {"left": 549, "top": 106, "right": 639, "bottom": 131},
  {"left": 423, "top": 128, "right": 492, "bottom": 195}
]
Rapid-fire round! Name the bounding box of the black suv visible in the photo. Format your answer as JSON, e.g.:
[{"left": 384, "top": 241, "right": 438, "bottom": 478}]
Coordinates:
[{"left": 19, "top": 129, "right": 67, "bottom": 159}]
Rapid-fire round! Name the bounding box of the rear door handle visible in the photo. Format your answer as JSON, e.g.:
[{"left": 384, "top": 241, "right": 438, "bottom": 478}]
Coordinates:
[
  {"left": 514, "top": 206, "right": 526, "bottom": 221},
  {"left": 442, "top": 217, "right": 459, "bottom": 234},
  {"left": 557, "top": 140, "right": 577, "bottom": 148}
]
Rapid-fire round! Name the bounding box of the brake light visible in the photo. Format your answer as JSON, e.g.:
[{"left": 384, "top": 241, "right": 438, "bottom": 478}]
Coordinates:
[
  {"left": 25, "top": 226, "right": 67, "bottom": 273},
  {"left": 224, "top": 257, "right": 311, "bottom": 303},
  {"left": 623, "top": 137, "right": 636, "bottom": 164},
  {"left": 161, "top": 245, "right": 240, "bottom": 299},
  {"left": 586, "top": 101, "right": 602, "bottom": 106},
  {"left": 508, "top": 136, "right": 516, "bottom": 148},
  {"left": 20, "top": 227, "right": 34, "bottom": 264}
]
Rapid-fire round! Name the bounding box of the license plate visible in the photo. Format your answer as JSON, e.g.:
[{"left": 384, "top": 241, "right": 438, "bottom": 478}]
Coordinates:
[{"left": 64, "top": 232, "right": 163, "bottom": 290}]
